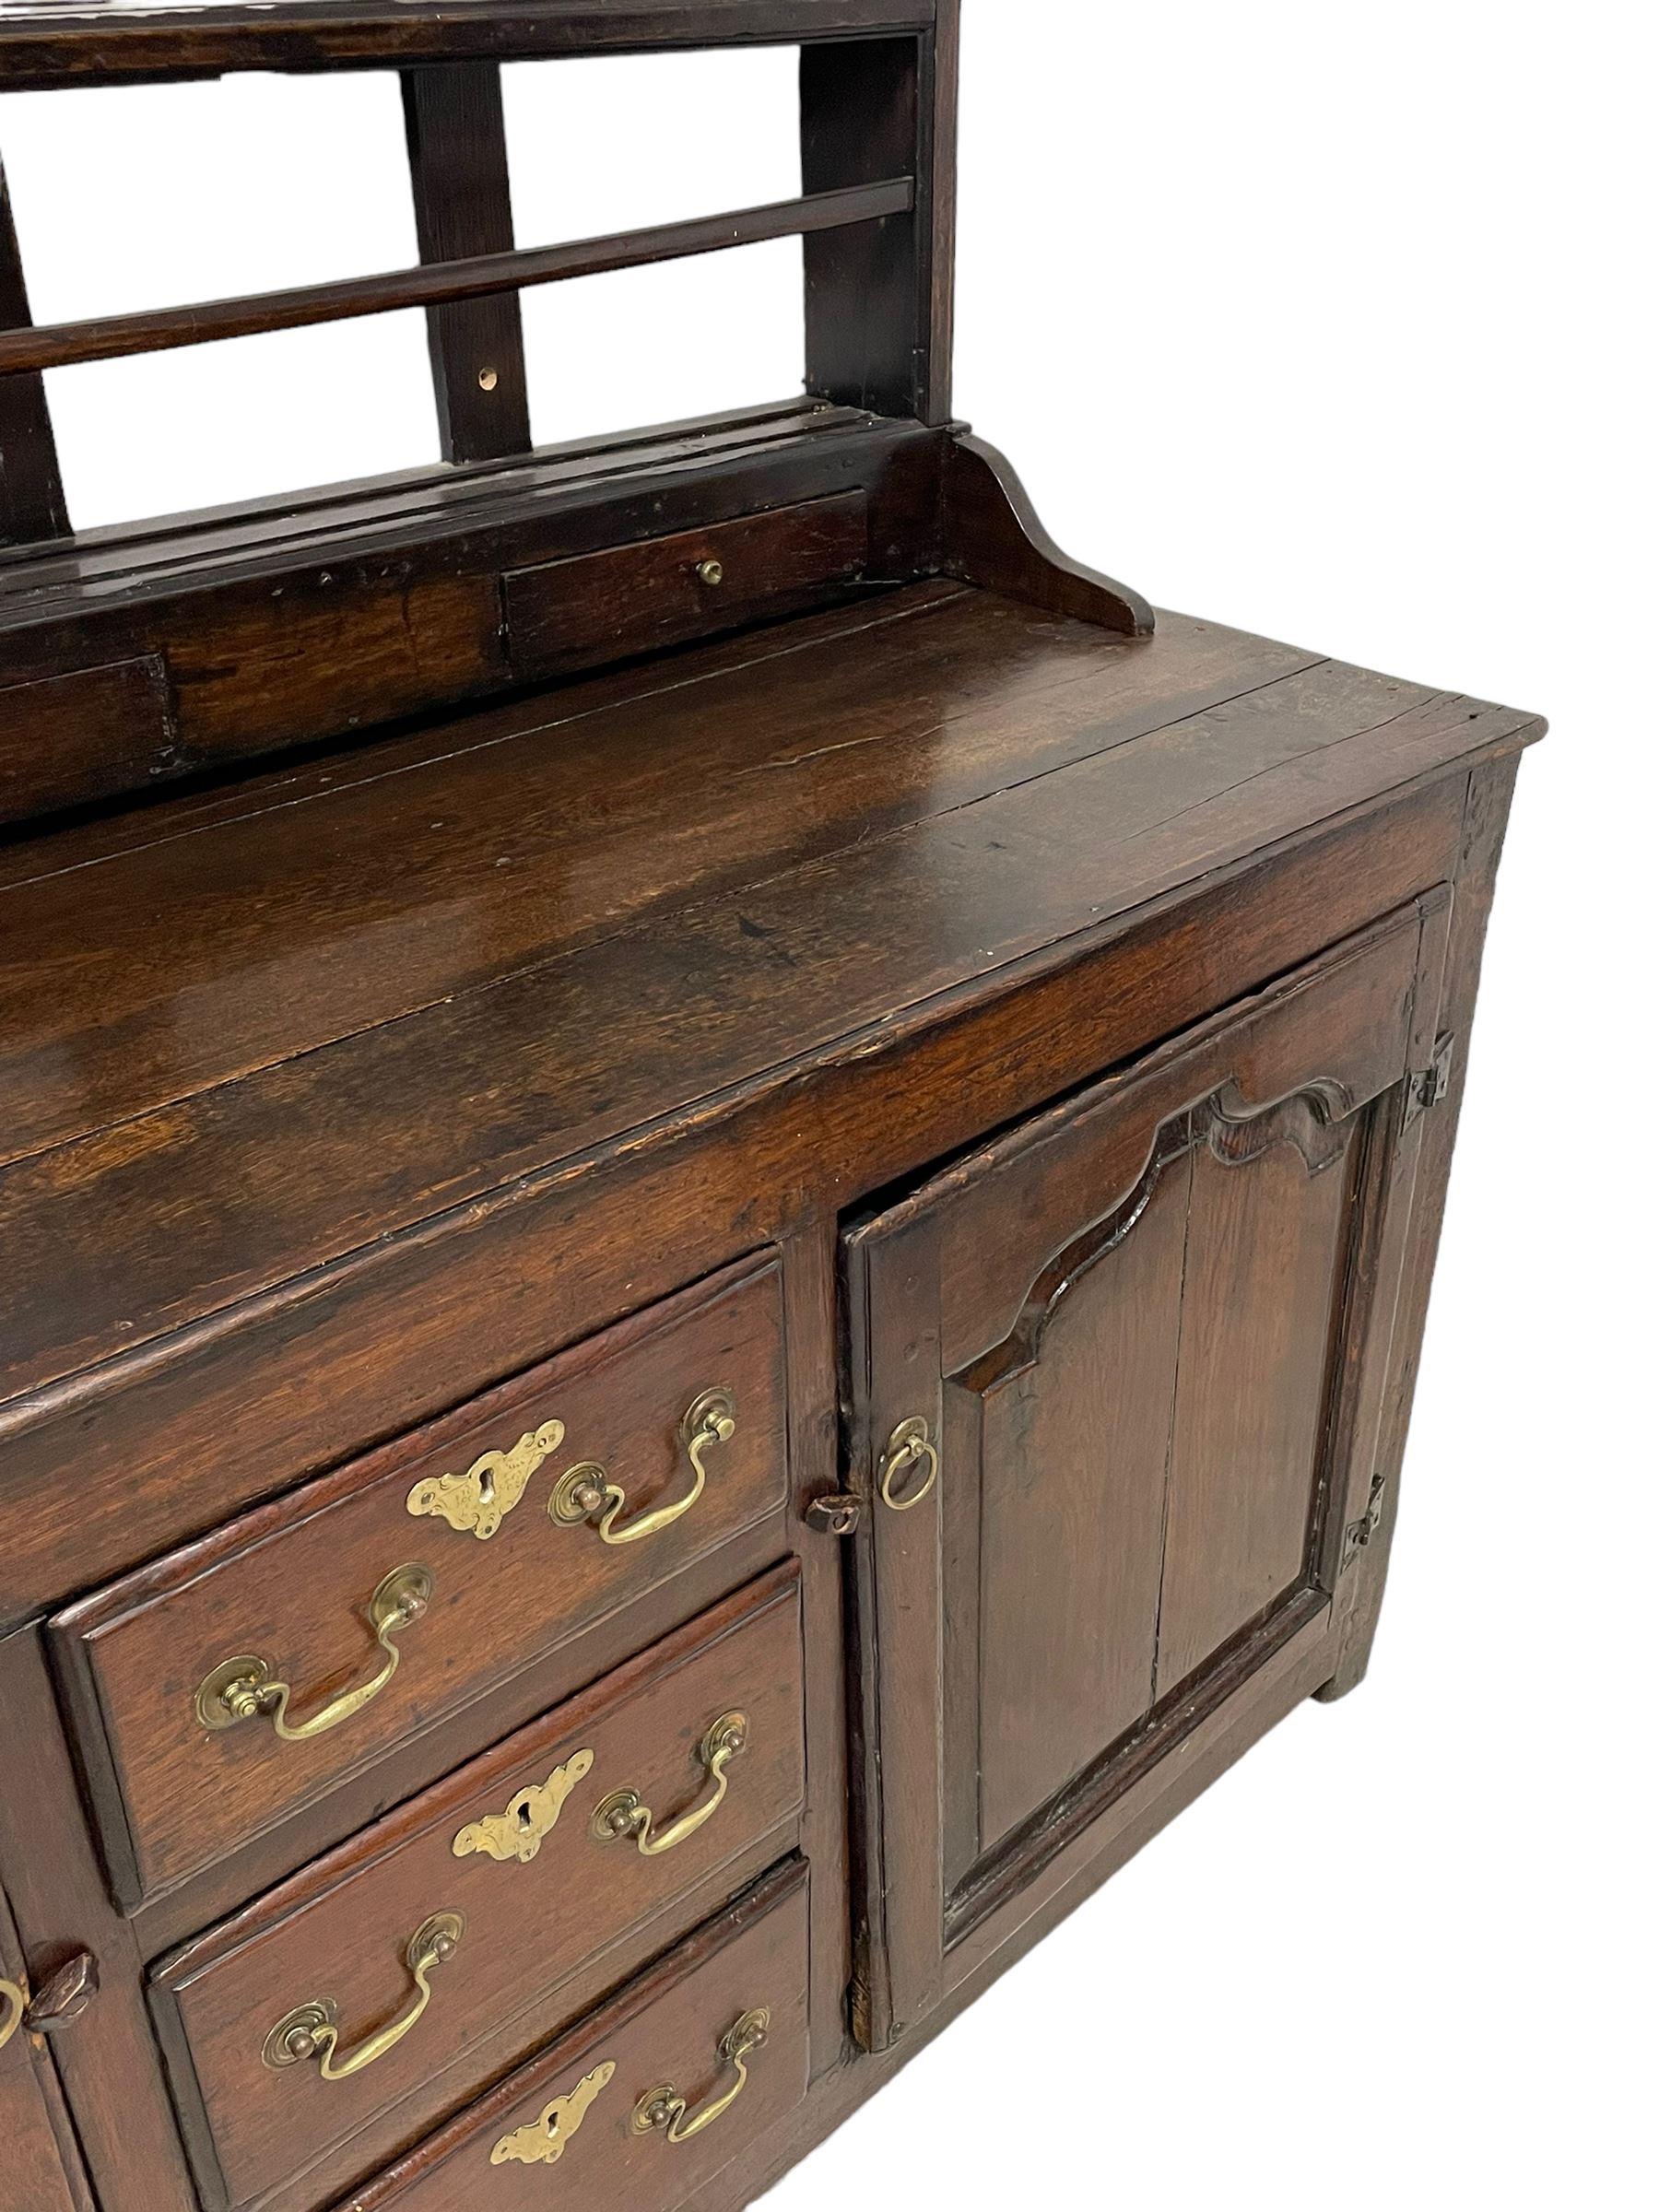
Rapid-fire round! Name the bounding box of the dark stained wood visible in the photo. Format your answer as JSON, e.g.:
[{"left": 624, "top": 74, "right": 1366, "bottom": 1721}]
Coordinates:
[
  {"left": 944, "top": 433, "right": 1155, "bottom": 635},
  {"left": 677, "top": 1606, "right": 1339, "bottom": 2212},
  {"left": 0, "top": 1628, "right": 198, "bottom": 2212},
  {"left": 0, "top": 776, "right": 1480, "bottom": 1628},
  {"left": 0, "top": 594, "right": 1305, "bottom": 1159},
  {"left": 401, "top": 63, "right": 532, "bottom": 465},
  {"left": 0, "top": 3, "right": 937, "bottom": 89},
  {"left": 0, "top": 154, "right": 68, "bottom": 547},
  {"left": 801, "top": 39, "right": 924, "bottom": 418},
  {"left": 340, "top": 1859, "right": 810, "bottom": 2212},
  {"left": 841, "top": 904, "right": 1434, "bottom": 2047},
  {"left": 0, "top": 656, "right": 176, "bottom": 825},
  {"left": 0, "top": 639, "right": 1534, "bottom": 1413},
  {"left": 152, "top": 1567, "right": 804, "bottom": 2211},
  {"left": 0, "top": 23, "right": 1540, "bottom": 2212},
  {"left": 918, "top": 1, "right": 959, "bottom": 425},
  {"left": 1153, "top": 1130, "right": 1361, "bottom": 1693},
  {"left": 0, "top": 182, "right": 916, "bottom": 378},
  {"left": 0, "top": 408, "right": 941, "bottom": 817},
  {"left": 0, "top": 1882, "right": 95, "bottom": 2212},
  {"left": 54, "top": 1253, "right": 787, "bottom": 1904},
  {"left": 503, "top": 491, "right": 873, "bottom": 677},
  {"left": 973, "top": 1159, "right": 1190, "bottom": 1850},
  {"left": 775, "top": 1223, "right": 855, "bottom": 2080},
  {"left": 1317, "top": 754, "right": 1523, "bottom": 1700},
  {"left": 133, "top": 1514, "right": 792, "bottom": 1967}
]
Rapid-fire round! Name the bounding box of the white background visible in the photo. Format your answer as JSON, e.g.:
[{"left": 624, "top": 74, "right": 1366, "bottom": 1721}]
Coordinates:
[{"left": 3, "top": 3, "right": 1653, "bottom": 2206}]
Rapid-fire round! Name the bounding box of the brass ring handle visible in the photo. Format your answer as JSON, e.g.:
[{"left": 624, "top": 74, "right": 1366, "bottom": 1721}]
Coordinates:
[
  {"left": 263, "top": 1912, "right": 464, "bottom": 2082},
  {"left": 878, "top": 1416, "right": 939, "bottom": 1512},
  {"left": 632, "top": 2008, "right": 771, "bottom": 2145},
  {"left": 550, "top": 1388, "right": 735, "bottom": 1549},
  {"left": 591, "top": 1712, "right": 747, "bottom": 1858},
  {"left": 0, "top": 1977, "right": 24, "bottom": 2054},
  {"left": 195, "top": 1564, "right": 433, "bottom": 1741}
]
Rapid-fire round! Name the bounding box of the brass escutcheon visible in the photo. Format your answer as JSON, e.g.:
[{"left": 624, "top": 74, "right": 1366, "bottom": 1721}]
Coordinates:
[
  {"left": 406, "top": 1418, "right": 565, "bottom": 1539},
  {"left": 490, "top": 2062, "right": 615, "bottom": 2167},
  {"left": 195, "top": 1563, "right": 433, "bottom": 1741},
  {"left": 453, "top": 1748, "right": 595, "bottom": 1866},
  {"left": 632, "top": 2007, "right": 771, "bottom": 2144},
  {"left": 592, "top": 1712, "right": 747, "bottom": 1858},
  {"left": 550, "top": 1387, "right": 735, "bottom": 1548}
]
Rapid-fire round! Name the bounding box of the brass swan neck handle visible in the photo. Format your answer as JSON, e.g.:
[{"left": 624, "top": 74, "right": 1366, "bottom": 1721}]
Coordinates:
[
  {"left": 591, "top": 1712, "right": 747, "bottom": 1858},
  {"left": 550, "top": 1388, "right": 735, "bottom": 1548},
  {"left": 263, "top": 1913, "right": 464, "bottom": 2082},
  {"left": 195, "top": 1564, "right": 432, "bottom": 1743},
  {"left": 632, "top": 2008, "right": 771, "bottom": 2145}
]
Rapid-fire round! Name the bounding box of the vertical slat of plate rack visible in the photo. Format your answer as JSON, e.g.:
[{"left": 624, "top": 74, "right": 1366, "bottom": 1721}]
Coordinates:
[{"left": 0, "top": 151, "right": 69, "bottom": 545}]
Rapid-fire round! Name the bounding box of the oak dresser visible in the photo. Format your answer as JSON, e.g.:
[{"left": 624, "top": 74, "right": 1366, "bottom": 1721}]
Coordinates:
[{"left": 0, "top": 7, "right": 1541, "bottom": 2210}]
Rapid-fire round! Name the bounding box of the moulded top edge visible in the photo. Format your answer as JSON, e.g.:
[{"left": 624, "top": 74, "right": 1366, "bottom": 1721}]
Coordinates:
[{"left": 0, "top": 0, "right": 937, "bottom": 88}]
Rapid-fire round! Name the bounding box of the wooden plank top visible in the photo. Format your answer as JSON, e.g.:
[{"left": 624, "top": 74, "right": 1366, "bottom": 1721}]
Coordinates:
[
  {"left": 0, "top": 582, "right": 1542, "bottom": 1406},
  {"left": 0, "top": 0, "right": 933, "bottom": 88}
]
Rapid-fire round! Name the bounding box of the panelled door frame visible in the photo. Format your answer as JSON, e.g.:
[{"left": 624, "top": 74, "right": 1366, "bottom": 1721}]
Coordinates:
[
  {"left": 0, "top": 1880, "right": 97, "bottom": 2212},
  {"left": 841, "top": 894, "right": 1453, "bottom": 2052}
]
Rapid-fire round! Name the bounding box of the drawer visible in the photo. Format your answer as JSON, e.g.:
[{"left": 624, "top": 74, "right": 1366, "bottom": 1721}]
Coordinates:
[
  {"left": 151, "top": 1567, "right": 805, "bottom": 2212},
  {"left": 54, "top": 1252, "right": 787, "bottom": 1905},
  {"left": 501, "top": 491, "right": 870, "bottom": 677},
  {"left": 341, "top": 1861, "right": 808, "bottom": 2212},
  {"left": 0, "top": 653, "right": 176, "bottom": 824}
]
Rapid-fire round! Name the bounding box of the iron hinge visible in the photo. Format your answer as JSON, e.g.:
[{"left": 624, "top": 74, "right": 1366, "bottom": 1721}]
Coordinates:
[
  {"left": 1341, "top": 1475, "right": 1389, "bottom": 1571},
  {"left": 805, "top": 1493, "right": 864, "bottom": 1537},
  {"left": 1404, "top": 1032, "right": 1456, "bottom": 1130}
]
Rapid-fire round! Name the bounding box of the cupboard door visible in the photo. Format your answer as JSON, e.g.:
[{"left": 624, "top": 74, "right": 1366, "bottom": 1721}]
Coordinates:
[
  {"left": 842, "top": 900, "right": 1448, "bottom": 2049},
  {"left": 1, "top": 1888, "right": 95, "bottom": 2212}
]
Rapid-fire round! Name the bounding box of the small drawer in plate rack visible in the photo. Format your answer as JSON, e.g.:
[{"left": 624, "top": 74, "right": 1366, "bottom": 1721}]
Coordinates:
[
  {"left": 53, "top": 1252, "right": 787, "bottom": 1905},
  {"left": 501, "top": 491, "right": 871, "bottom": 678}
]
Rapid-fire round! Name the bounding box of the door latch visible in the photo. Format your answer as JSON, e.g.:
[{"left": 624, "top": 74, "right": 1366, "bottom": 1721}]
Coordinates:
[{"left": 805, "top": 1494, "right": 863, "bottom": 1537}]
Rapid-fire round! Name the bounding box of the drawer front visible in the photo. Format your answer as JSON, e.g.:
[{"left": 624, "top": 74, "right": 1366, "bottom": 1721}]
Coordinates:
[
  {"left": 341, "top": 1861, "right": 808, "bottom": 2212},
  {"left": 0, "top": 654, "right": 176, "bottom": 825},
  {"left": 55, "top": 1253, "right": 787, "bottom": 1904},
  {"left": 153, "top": 1568, "right": 805, "bottom": 2212},
  {"left": 501, "top": 492, "right": 870, "bottom": 677}
]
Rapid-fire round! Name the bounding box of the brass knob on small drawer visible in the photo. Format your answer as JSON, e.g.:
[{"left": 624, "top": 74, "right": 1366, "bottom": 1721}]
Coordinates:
[{"left": 694, "top": 559, "right": 725, "bottom": 587}]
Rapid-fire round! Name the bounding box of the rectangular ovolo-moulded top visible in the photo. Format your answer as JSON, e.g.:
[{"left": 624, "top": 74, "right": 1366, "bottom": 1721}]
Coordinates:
[{"left": 0, "top": 0, "right": 938, "bottom": 88}]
